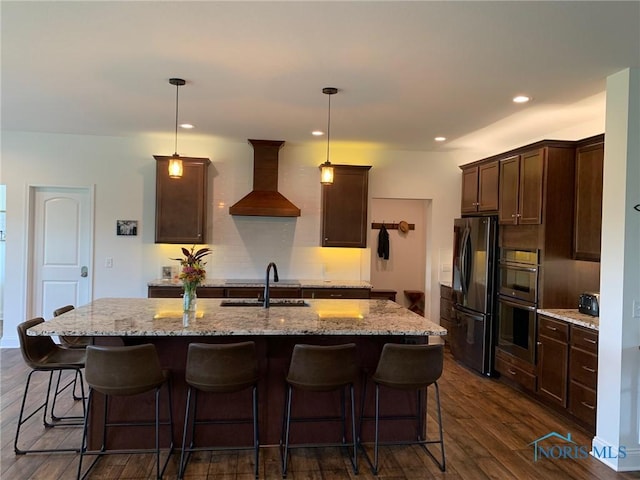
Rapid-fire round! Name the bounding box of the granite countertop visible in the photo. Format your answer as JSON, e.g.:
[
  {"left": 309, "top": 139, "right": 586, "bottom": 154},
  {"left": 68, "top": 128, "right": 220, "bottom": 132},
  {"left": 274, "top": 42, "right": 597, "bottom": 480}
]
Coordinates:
[
  {"left": 148, "top": 279, "right": 373, "bottom": 289},
  {"left": 29, "top": 297, "right": 445, "bottom": 337},
  {"left": 537, "top": 308, "right": 599, "bottom": 331}
]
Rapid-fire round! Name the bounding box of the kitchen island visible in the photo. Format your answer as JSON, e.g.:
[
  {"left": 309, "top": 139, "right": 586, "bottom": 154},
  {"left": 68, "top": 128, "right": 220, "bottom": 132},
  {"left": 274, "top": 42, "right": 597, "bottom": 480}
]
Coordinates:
[{"left": 29, "top": 297, "right": 446, "bottom": 448}]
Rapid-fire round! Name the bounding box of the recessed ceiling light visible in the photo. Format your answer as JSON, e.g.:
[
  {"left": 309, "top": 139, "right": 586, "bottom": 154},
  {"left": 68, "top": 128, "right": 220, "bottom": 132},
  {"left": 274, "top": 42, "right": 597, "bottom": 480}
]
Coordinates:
[
  {"left": 434, "top": 136, "right": 446, "bottom": 142},
  {"left": 513, "top": 95, "right": 530, "bottom": 104},
  {"left": 312, "top": 130, "right": 324, "bottom": 136},
  {"left": 180, "top": 123, "right": 194, "bottom": 129}
]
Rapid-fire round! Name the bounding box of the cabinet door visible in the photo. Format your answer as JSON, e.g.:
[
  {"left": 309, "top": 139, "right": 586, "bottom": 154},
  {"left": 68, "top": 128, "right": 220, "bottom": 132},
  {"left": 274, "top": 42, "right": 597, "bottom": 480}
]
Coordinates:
[
  {"left": 154, "top": 156, "right": 210, "bottom": 244},
  {"left": 498, "top": 156, "right": 520, "bottom": 224},
  {"left": 573, "top": 141, "right": 604, "bottom": 261},
  {"left": 477, "top": 161, "right": 499, "bottom": 212},
  {"left": 537, "top": 316, "right": 569, "bottom": 407},
  {"left": 321, "top": 165, "right": 371, "bottom": 248},
  {"left": 518, "top": 149, "right": 544, "bottom": 224},
  {"left": 460, "top": 166, "right": 479, "bottom": 214}
]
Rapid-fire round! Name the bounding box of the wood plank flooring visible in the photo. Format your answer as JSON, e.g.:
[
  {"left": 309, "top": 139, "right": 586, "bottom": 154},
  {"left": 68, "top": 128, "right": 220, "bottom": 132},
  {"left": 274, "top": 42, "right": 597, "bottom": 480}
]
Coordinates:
[{"left": 2, "top": 346, "right": 639, "bottom": 479}]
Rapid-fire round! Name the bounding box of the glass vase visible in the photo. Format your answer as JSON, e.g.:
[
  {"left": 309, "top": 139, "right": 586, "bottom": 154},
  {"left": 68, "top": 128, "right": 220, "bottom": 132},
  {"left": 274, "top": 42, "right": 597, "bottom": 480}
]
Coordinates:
[{"left": 183, "top": 283, "right": 198, "bottom": 314}]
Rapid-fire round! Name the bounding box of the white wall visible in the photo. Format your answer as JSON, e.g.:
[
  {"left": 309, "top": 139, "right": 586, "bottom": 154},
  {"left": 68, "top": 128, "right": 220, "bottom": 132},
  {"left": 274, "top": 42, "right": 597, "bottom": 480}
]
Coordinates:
[{"left": 0, "top": 132, "right": 461, "bottom": 347}]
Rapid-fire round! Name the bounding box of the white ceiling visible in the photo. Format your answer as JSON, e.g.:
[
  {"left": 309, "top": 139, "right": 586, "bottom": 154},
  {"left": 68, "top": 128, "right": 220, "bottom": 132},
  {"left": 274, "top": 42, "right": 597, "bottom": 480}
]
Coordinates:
[{"left": 2, "top": 1, "right": 639, "bottom": 152}]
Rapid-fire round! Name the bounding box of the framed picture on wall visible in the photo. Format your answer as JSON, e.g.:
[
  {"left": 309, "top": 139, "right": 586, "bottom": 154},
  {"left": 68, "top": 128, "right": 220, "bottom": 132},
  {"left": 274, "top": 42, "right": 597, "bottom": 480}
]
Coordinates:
[{"left": 116, "top": 220, "right": 138, "bottom": 236}]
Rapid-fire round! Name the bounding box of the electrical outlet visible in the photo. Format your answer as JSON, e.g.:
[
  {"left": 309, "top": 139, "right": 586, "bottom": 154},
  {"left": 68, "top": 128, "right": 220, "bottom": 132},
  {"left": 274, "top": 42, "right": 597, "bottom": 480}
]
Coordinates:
[
  {"left": 105, "top": 257, "right": 113, "bottom": 268},
  {"left": 633, "top": 300, "right": 640, "bottom": 318}
]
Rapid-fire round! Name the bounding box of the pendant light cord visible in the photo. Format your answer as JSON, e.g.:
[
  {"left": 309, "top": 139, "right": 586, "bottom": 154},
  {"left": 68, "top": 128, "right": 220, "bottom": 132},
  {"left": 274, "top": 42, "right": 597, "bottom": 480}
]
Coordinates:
[
  {"left": 174, "top": 82, "right": 180, "bottom": 155},
  {"left": 326, "top": 92, "right": 331, "bottom": 163}
]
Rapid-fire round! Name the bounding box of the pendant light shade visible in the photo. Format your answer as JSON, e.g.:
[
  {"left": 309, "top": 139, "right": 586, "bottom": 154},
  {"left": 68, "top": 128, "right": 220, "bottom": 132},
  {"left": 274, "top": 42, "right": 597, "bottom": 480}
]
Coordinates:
[
  {"left": 168, "top": 78, "right": 186, "bottom": 179},
  {"left": 319, "top": 87, "right": 338, "bottom": 185}
]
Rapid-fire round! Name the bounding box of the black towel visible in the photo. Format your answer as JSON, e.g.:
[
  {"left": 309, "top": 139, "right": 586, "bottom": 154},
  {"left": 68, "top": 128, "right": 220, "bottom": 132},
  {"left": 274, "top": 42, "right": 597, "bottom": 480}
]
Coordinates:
[{"left": 377, "top": 225, "right": 389, "bottom": 260}]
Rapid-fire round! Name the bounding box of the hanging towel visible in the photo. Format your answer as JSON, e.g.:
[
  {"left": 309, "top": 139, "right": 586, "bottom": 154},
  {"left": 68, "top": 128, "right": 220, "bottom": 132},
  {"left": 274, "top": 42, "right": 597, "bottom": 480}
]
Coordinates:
[{"left": 377, "top": 225, "right": 390, "bottom": 260}]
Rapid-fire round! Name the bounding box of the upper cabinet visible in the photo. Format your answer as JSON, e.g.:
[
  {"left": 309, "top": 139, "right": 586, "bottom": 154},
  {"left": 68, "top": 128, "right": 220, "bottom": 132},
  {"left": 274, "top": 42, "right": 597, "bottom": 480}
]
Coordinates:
[
  {"left": 154, "top": 156, "right": 210, "bottom": 244},
  {"left": 573, "top": 135, "right": 604, "bottom": 261},
  {"left": 321, "top": 165, "right": 371, "bottom": 248},
  {"left": 460, "top": 160, "right": 499, "bottom": 214},
  {"left": 498, "top": 151, "right": 544, "bottom": 225}
]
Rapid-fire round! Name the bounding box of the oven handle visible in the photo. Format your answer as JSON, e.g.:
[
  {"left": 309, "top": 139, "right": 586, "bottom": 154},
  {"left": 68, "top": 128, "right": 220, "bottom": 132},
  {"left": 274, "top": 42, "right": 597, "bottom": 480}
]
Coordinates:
[
  {"left": 498, "top": 262, "right": 538, "bottom": 273},
  {"left": 498, "top": 297, "right": 537, "bottom": 311}
]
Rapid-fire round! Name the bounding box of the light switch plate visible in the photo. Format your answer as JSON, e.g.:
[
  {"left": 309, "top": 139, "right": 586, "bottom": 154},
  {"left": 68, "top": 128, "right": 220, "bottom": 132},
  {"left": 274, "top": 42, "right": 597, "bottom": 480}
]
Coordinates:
[{"left": 633, "top": 300, "right": 640, "bottom": 318}]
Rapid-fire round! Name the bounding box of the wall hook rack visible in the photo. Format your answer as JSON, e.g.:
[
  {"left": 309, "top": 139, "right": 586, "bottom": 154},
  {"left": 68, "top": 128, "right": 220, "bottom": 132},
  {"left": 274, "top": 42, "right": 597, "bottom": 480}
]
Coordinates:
[{"left": 371, "top": 222, "right": 415, "bottom": 231}]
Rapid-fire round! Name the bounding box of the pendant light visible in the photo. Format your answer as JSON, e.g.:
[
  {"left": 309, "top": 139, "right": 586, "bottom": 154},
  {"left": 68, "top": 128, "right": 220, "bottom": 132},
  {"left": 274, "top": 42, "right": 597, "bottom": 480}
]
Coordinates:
[
  {"left": 168, "top": 78, "right": 186, "bottom": 179},
  {"left": 319, "top": 87, "right": 338, "bottom": 185}
]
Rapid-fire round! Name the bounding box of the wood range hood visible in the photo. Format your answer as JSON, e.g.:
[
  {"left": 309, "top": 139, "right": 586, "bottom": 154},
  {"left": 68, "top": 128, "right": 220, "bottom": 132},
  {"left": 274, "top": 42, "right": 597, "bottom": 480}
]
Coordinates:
[{"left": 229, "top": 139, "right": 301, "bottom": 217}]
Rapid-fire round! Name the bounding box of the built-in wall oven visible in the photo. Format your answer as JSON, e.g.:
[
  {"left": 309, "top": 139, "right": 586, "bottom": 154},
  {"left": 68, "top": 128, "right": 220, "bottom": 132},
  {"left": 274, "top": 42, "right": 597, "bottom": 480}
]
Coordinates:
[{"left": 496, "top": 248, "right": 539, "bottom": 364}]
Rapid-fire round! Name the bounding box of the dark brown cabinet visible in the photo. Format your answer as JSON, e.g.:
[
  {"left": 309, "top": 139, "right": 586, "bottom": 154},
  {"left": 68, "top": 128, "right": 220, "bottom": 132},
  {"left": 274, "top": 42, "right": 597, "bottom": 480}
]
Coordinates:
[
  {"left": 573, "top": 135, "right": 604, "bottom": 261},
  {"left": 498, "top": 150, "right": 544, "bottom": 225},
  {"left": 321, "top": 165, "right": 371, "bottom": 248},
  {"left": 147, "top": 286, "right": 225, "bottom": 298},
  {"left": 460, "top": 161, "right": 499, "bottom": 214},
  {"left": 301, "top": 288, "right": 370, "bottom": 299},
  {"left": 537, "top": 316, "right": 569, "bottom": 407},
  {"left": 154, "top": 156, "right": 210, "bottom": 244},
  {"left": 439, "top": 284, "right": 453, "bottom": 343},
  {"left": 569, "top": 325, "right": 598, "bottom": 429}
]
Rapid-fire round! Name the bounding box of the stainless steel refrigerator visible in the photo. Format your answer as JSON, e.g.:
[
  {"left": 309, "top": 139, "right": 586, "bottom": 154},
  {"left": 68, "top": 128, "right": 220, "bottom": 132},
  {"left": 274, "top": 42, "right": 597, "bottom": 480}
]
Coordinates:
[{"left": 451, "top": 216, "right": 498, "bottom": 376}]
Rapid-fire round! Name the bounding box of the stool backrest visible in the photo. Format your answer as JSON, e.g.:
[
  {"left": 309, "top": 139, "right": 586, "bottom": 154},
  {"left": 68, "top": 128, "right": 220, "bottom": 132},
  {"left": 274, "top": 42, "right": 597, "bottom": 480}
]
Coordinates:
[
  {"left": 186, "top": 341, "right": 258, "bottom": 392},
  {"left": 373, "top": 343, "right": 443, "bottom": 389},
  {"left": 17, "top": 317, "right": 57, "bottom": 369},
  {"left": 53, "top": 305, "right": 74, "bottom": 317},
  {"left": 85, "top": 344, "right": 165, "bottom": 396},
  {"left": 287, "top": 343, "right": 358, "bottom": 391}
]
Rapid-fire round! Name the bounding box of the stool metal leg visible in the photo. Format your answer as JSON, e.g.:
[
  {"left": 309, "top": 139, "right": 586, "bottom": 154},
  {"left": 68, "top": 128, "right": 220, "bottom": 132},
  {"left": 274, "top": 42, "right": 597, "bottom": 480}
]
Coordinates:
[
  {"left": 281, "top": 385, "right": 293, "bottom": 478},
  {"left": 253, "top": 385, "right": 260, "bottom": 479}
]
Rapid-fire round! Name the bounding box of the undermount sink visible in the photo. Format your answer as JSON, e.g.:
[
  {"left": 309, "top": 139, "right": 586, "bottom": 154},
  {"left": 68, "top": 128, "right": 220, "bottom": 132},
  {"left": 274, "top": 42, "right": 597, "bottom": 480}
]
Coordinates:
[{"left": 220, "top": 299, "right": 309, "bottom": 307}]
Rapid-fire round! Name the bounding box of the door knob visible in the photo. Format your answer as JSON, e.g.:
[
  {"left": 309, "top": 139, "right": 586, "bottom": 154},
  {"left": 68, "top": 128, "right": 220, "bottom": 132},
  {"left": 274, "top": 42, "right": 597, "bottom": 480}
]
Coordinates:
[{"left": 81, "top": 266, "right": 88, "bottom": 277}]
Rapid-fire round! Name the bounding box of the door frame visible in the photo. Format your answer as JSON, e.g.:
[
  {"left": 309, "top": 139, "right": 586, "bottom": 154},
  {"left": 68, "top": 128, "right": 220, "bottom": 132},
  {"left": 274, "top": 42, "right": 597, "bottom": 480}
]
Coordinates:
[{"left": 25, "top": 184, "right": 95, "bottom": 319}]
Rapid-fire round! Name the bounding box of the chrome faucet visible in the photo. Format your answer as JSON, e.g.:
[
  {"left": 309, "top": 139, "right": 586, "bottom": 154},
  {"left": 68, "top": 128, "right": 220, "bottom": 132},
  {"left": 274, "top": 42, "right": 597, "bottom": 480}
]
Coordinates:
[{"left": 264, "top": 262, "right": 279, "bottom": 308}]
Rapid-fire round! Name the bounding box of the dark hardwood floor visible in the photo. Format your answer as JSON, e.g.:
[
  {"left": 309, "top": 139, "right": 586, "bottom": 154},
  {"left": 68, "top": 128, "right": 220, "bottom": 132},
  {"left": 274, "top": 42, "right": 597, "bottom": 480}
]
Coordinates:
[{"left": 1, "top": 346, "right": 638, "bottom": 479}]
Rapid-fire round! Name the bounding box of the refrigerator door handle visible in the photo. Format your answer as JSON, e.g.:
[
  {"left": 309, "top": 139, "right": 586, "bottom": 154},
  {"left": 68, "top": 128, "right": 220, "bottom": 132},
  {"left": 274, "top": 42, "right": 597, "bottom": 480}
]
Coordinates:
[{"left": 461, "top": 227, "right": 472, "bottom": 294}]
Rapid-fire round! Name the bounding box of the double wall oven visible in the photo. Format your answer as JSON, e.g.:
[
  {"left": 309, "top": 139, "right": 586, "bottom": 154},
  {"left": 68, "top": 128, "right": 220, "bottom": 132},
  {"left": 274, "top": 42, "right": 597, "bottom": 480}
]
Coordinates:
[{"left": 496, "top": 248, "right": 539, "bottom": 365}]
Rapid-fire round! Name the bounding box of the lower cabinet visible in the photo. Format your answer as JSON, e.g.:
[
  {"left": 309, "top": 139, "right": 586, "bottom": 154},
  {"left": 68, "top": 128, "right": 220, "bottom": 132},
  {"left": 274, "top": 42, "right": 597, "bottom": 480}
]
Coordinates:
[
  {"left": 301, "top": 288, "right": 370, "bottom": 299},
  {"left": 568, "top": 326, "right": 598, "bottom": 427},
  {"left": 495, "top": 348, "right": 537, "bottom": 392},
  {"left": 439, "top": 285, "right": 453, "bottom": 343},
  {"left": 537, "top": 316, "right": 569, "bottom": 407},
  {"left": 535, "top": 315, "right": 598, "bottom": 431},
  {"left": 148, "top": 286, "right": 370, "bottom": 299}
]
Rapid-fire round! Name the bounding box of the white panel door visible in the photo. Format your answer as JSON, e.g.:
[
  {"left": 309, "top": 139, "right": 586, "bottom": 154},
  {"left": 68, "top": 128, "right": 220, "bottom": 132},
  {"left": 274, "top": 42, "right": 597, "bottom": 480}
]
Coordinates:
[{"left": 31, "top": 187, "right": 92, "bottom": 319}]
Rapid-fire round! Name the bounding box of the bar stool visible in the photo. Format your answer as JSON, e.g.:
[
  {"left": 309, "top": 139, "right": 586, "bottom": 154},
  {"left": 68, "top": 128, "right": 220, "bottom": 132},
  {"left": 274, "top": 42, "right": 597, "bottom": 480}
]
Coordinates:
[
  {"left": 52, "top": 305, "right": 89, "bottom": 408},
  {"left": 358, "top": 343, "right": 445, "bottom": 473},
  {"left": 281, "top": 343, "right": 359, "bottom": 478},
  {"left": 178, "top": 342, "right": 259, "bottom": 479},
  {"left": 14, "top": 317, "right": 86, "bottom": 454},
  {"left": 77, "top": 344, "right": 173, "bottom": 480}
]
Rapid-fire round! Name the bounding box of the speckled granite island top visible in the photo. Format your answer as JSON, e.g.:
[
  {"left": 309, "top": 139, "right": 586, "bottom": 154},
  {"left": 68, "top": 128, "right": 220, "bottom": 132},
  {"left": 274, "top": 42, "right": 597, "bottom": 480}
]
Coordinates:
[
  {"left": 28, "top": 297, "right": 445, "bottom": 337},
  {"left": 537, "top": 308, "right": 599, "bottom": 331}
]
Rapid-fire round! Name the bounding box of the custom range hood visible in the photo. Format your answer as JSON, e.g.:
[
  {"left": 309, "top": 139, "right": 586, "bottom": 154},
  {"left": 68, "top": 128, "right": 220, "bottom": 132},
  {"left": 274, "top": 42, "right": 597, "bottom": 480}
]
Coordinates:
[{"left": 229, "top": 139, "right": 301, "bottom": 217}]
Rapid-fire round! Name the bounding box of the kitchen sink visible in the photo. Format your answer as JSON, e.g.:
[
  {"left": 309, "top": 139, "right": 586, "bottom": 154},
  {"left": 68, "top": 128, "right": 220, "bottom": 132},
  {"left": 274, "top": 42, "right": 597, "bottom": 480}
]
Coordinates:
[{"left": 220, "top": 299, "right": 309, "bottom": 307}]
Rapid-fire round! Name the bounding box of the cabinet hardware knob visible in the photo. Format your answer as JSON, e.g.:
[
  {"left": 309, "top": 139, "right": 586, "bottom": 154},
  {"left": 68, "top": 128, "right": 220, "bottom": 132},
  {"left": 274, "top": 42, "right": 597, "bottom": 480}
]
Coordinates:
[
  {"left": 537, "top": 341, "right": 542, "bottom": 346},
  {"left": 511, "top": 214, "right": 516, "bottom": 218},
  {"left": 581, "top": 365, "right": 596, "bottom": 373},
  {"left": 584, "top": 338, "right": 597, "bottom": 344},
  {"left": 508, "top": 369, "right": 517, "bottom": 375},
  {"left": 546, "top": 326, "right": 557, "bottom": 331},
  {"left": 580, "top": 401, "right": 596, "bottom": 410}
]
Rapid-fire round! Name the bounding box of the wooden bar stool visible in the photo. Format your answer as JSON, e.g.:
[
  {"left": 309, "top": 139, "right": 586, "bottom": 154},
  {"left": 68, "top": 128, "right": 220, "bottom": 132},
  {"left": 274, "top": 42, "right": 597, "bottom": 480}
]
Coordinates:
[
  {"left": 14, "top": 317, "right": 86, "bottom": 454},
  {"left": 358, "top": 343, "right": 445, "bottom": 473},
  {"left": 77, "top": 344, "right": 173, "bottom": 480},
  {"left": 178, "top": 341, "right": 260, "bottom": 479},
  {"left": 280, "top": 343, "right": 359, "bottom": 478}
]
